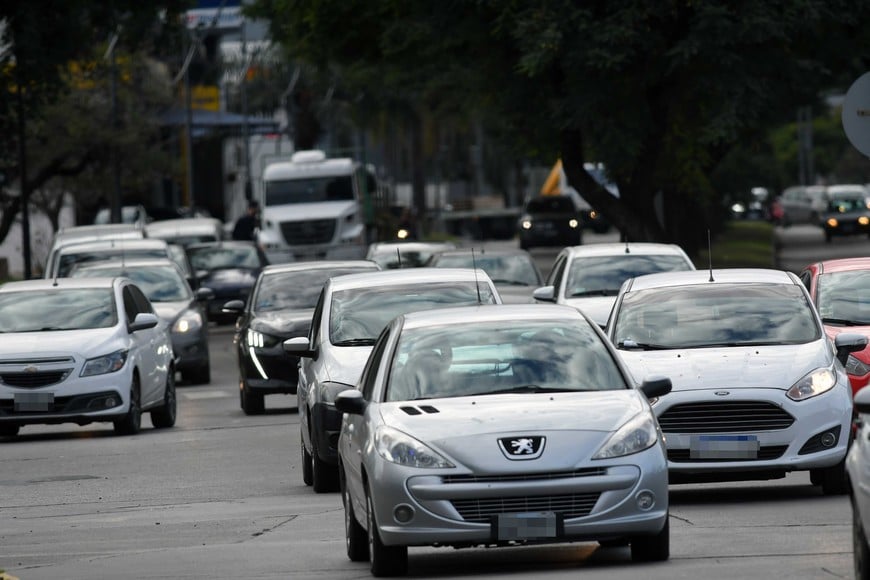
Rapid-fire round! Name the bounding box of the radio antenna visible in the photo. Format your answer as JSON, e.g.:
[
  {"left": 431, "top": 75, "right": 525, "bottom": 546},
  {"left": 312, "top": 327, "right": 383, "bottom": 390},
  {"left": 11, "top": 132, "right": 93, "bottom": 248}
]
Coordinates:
[
  {"left": 707, "top": 229, "right": 714, "bottom": 282},
  {"left": 396, "top": 247, "right": 402, "bottom": 269},
  {"left": 471, "top": 247, "right": 482, "bottom": 304}
]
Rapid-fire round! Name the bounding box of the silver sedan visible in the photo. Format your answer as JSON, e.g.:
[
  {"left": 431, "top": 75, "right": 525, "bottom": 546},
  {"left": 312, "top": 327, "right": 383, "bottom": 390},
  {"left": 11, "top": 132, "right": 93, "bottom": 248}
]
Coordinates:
[{"left": 335, "top": 304, "right": 672, "bottom": 576}]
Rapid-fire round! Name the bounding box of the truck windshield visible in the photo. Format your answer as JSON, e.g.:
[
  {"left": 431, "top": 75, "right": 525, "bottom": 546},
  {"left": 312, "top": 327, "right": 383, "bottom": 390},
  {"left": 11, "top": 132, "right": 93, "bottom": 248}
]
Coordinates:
[{"left": 265, "top": 175, "right": 354, "bottom": 205}]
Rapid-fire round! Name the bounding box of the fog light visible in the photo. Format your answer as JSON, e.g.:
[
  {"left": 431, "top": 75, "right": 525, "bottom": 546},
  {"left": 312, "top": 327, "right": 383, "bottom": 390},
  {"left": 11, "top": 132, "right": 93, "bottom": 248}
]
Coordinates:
[
  {"left": 393, "top": 504, "right": 415, "bottom": 524},
  {"left": 820, "top": 431, "right": 837, "bottom": 448},
  {"left": 636, "top": 490, "right": 655, "bottom": 511},
  {"left": 105, "top": 396, "right": 118, "bottom": 408}
]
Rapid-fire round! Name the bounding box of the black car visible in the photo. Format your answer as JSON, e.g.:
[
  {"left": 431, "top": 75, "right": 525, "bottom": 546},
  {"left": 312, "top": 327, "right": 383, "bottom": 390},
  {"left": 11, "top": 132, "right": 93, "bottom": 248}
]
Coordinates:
[
  {"left": 224, "top": 260, "right": 380, "bottom": 415},
  {"left": 821, "top": 193, "right": 870, "bottom": 242},
  {"left": 517, "top": 193, "right": 584, "bottom": 250},
  {"left": 186, "top": 241, "right": 269, "bottom": 324}
]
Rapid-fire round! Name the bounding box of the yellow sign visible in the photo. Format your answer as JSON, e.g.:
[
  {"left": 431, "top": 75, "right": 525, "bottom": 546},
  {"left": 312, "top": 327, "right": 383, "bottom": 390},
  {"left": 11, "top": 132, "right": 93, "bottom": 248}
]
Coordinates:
[{"left": 191, "top": 85, "right": 219, "bottom": 111}]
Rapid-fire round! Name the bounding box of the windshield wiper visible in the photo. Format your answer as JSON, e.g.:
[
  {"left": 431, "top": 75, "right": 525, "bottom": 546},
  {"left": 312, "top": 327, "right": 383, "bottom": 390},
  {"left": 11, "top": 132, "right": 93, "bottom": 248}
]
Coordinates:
[
  {"left": 617, "top": 340, "right": 670, "bottom": 350},
  {"left": 569, "top": 289, "right": 618, "bottom": 297},
  {"left": 491, "top": 279, "right": 530, "bottom": 286},
  {"left": 822, "top": 317, "right": 862, "bottom": 326},
  {"left": 332, "top": 338, "right": 376, "bottom": 347},
  {"left": 468, "top": 385, "right": 579, "bottom": 396}
]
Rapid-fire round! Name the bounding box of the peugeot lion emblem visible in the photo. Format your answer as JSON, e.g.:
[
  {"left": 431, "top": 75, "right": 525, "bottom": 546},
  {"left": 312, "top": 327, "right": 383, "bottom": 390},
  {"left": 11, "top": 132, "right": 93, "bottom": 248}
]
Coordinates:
[{"left": 498, "top": 436, "right": 546, "bottom": 460}]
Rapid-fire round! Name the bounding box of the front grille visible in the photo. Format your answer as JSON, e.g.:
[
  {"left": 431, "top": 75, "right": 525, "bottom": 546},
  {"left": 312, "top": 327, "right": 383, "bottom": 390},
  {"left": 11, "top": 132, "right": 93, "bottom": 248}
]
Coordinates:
[
  {"left": 0, "top": 391, "right": 120, "bottom": 415},
  {"left": 0, "top": 370, "right": 71, "bottom": 388},
  {"left": 280, "top": 219, "right": 336, "bottom": 245},
  {"left": 668, "top": 445, "right": 788, "bottom": 462},
  {"left": 452, "top": 493, "right": 600, "bottom": 523},
  {"left": 658, "top": 401, "right": 794, "bottom": 433},
  {"left": 443, "top": 467, "right": 606, "bottom": 485}
]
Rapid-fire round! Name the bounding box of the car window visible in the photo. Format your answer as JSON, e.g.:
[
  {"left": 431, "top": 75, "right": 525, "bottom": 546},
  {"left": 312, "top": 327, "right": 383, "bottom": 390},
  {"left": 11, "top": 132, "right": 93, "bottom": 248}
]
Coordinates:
[
  {"left": 0, "top": 289, "right": 117, "bottom": 331},
  {"left": 826, "top": 197, "right": 868, "bottom": 213},
  {"left": 817, "top": 271, "right": 870, "bottom": 324},
  {"left": 385, "top": 320, "right": 627, "bottom": 401},
  {"left": 546, "top": 254, "right": 567, "bottom": 288},
  {"left": 613, "top": 283, "right": 821, "bottom": 348},
  {"left": 309, "top": 288, "right": 325, "bottom": 346},
  {"left": 254, "top": 267, "right": 374, "bottom": 312},
  {"left": 432, "top": 254, "right": 541, "bottom": 286},
  {"left": 361, "top": 326, "right": 392, "bottom": 401},
  {"left": 525, "top": 197, "right": 576, "bottom": 213},
  {"left": 122, "top": 286, "right": 140, "bottom": 323},
  {"left": 565, "top": 255, "right": 694, "bottom": 297},
  {"left": 57, "top": 248, "right": 169, "bottom": 278},
  {"left": 129, "top": 284, "right": 155, "bottom": 314},
  {"left": 73, "top": 265, "right": 191, "bottom": 303},
  {"left": 188, "top": 246, "right": 262, "bottom": 270}
]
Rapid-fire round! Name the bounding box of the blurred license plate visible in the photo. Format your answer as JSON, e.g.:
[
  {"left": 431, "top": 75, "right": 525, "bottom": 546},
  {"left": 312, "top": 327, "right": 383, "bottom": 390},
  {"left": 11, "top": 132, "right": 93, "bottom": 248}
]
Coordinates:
[
  {"left": 14, "top": 392, "right": 53, "bottom": 412},
  {"left": 496, "top": 512, "right": 559, "bottom": 540},
  {"left": 690, "top": 435, "right": 758, "bottom": 459}
]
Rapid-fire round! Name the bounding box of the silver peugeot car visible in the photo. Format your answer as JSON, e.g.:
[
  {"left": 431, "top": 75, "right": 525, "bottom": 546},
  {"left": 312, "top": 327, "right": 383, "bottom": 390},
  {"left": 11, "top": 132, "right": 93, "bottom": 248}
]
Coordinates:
[
  {"left": 335, "top": 304, "right": 672, "bottom": 576},
  {"left": 607, "top": 268, "right": 866, "bottom": 493}
]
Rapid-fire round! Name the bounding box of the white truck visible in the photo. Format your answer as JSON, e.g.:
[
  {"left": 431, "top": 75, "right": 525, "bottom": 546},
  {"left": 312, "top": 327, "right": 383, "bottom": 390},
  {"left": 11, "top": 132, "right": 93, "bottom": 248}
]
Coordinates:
[{"left": 256, "top": 150, "right": 374, "bottom": 263}]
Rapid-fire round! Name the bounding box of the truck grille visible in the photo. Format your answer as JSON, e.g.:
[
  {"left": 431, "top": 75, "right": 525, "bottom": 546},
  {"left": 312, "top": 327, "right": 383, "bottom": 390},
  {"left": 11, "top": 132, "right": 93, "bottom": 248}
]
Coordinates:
[
  {"left": 658, "top": 401, "right": 794, "bottom": 433},
  {"left": 280, "top": 219, "right": 336, "bottom": 245},
  {"left": 451, "top": 493, "right": 600, "bottom": 523}
]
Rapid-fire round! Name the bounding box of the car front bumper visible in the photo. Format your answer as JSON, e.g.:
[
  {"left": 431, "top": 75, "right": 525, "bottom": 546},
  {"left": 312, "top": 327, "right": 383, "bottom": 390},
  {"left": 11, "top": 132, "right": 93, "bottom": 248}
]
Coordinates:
[
  {"left": 171, "top": 330, "right": 209, "bottom": 372},
  {"left": 239, "top": 344, "right": 299, "bottom": 395}
]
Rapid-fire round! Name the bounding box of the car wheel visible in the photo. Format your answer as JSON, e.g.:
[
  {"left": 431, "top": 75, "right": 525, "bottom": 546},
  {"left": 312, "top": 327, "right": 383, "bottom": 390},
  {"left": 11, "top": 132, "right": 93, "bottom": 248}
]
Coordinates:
[
  {"left": 240, "top": 380, "right": 265, "bottom": 415},
  {"left": 114, "top": 375, "right": 142, "bottom": 436},
  {"left": 344, "top": 471, "right": 369, "bottom": 562},
  {"left": 821, "top": 459, "right": 848, "bottom": 495},
  {"left": 150, "top": 369, "right": 177, "bottom": 429},
  {"left": 629, "top": 517, "right": 669, "bottom": 562},
  {"left": 598, "top": 537, "right": 630, "bottom": 548},
  {"left": 810, "top": 469, "right": 823, "bottom": 486},
  {"left": 519, "top": 240, "right": 530, "bottom": 251},
  {"left": 855, "top": 496, "right": 870, "bottom": 580},
  {"left": 0, "top": 424, "right": 20, "bottom": 437},
  {"left": 183, "top": 363, "right": 211, "bottom": 385},
  {"left": 311, "top": 433, "right": 339, "bottom": 493},
  {"left": 301, "top": 432, "right": 313, "bottom": 486},
  {"left": 366, "top": 484, "right": 408, "bottom": 576}
]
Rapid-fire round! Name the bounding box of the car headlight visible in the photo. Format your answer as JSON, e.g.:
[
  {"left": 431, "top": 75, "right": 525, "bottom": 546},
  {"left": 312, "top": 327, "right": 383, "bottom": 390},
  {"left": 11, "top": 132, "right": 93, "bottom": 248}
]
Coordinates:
[
  {"left": 246, "top": 329, "right": 281, "bottom": 348},
  {"left": 374, "top": 425, "right": 455, "bottom": 468},
  {"left": 568, "top": 219, "right": 579, "bottom": 228},
  {"left": 81, "top": 349, "right": 129, "bottom": 377},
  {"left": 787, "top": 367, "right": 836, "bottom": 401},
  {"left": 592, "top": 411, "right": 659, "bottom": 459},
  {"left": 846, "top": 355, "right": 870, "bottom": 377},
  {"left": 827, "top": 218, "right": 839, "bottom": 228},
  {"left": 172, "top": 310, "right": 203, "bottom": 334},
  {"left": 521, "top": 220, "right": 532, "bottom": 230}
]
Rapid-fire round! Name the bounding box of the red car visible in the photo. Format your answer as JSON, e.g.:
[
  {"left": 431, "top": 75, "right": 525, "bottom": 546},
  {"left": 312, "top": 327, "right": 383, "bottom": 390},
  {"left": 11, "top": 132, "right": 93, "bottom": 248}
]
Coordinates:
[{"left": 800, "top": 258, "right": 870, "bottom": 397}]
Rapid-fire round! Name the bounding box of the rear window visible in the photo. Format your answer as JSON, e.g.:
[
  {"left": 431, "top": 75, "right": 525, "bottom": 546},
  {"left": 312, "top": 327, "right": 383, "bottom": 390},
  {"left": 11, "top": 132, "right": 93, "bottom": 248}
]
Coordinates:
[{"left": 525, "top": 197, "right": 576, "bottom": 214}]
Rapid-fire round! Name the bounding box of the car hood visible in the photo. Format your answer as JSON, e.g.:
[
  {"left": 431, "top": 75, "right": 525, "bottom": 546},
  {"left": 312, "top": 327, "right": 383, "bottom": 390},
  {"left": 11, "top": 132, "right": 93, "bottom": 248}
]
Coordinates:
[
  {"left": 563, "top": 296, "right": 616, "bottom": 327},
  {"left": 378, "top": 391, "right": 646, "bottom": 470},
  {"left": 264, "top": 201, "right": 356, "bottom": 222},
  {"left": 0, "top": 328, "right": 120, "bottom": 359},
  {"left": 201, "top": 269, "right": 259, "bottom": 290},
  {"left": 617, "top": 341, "right": 831, "bottom": 391},
  {"left": 320, "top": 345, "right": 373, "bottom": 386},
  {"left": 152, "top": 300, "right": 194, "bottom": 323},
  {"left": 251, "top": 310, "right": 313, "bottom": 336}
]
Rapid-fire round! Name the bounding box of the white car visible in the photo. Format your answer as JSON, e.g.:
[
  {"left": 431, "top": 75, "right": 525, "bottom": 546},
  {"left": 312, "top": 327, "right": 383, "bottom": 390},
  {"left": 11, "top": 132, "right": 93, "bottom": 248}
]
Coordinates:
[
  {"left": 284, "top": 268, "right": 501, "bottom": 492},
  {"left": 846, "top": 386, "right": 870, "bottom": 579},
  {"left": 0, "top": 277, "right": 176, "bottom": 437},
  {"left": 607, "top": 268, "right": 866, "bottom": 493},
  {"left": 534, "top": 243, "right": 695, "bottom": 327},
  {"left": 145, "top": 217, "right": 224, "bottom": 247},
  {"left": 335, "top": 304, "right": 672, "bottom": 576}
]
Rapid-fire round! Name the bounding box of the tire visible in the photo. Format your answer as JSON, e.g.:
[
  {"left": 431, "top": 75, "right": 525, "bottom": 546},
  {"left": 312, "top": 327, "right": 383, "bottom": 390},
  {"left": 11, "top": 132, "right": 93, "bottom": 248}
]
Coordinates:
[
  {"left": 0, "top": 424, "right": 20, "bottom": 437},
  {"left": 630, "top": 517, "right": 669, "bottom": 562},
  {"left": 311, "top": 433, "right": 339, "bottom": 493},
  {"left": 810, "top": 469, "right": 823, "bottom": 486},
  {"left": 240, "top": 380, "right": 265, "bottom": 415},
  {"left": 114, "top": 375, "right": 142, "bottom": 435},
  {"left": 855, "top": 497, "right": 870, "bottom": 580},
  {"left": 344, "top": 473, "right": 369, "bottom": 562},
  {"left": 150, "top": 370, "right": 177, "bottom": 429},
  {"left": 183, "top": 363, "right": 211, "bottom": 385},
  {"left": 301, "top": 433, "right": 313, "bottom": 486},
  {"left": 598, "top": 538, "right": 630, "bottom": 548},
  {"left": 821, "top": 459, "right": 848, "bottom": 495},
  {"left": 367, "top": 485, "right": 408, "bottom": 576}
]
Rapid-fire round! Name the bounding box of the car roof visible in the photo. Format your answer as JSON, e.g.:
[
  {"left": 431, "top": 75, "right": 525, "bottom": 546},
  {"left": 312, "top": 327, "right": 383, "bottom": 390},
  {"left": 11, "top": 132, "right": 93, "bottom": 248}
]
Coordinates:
[
  {"left": 813, "top": 257, "right": 870, "bottom": 274},
  {"left": 326, "top": 267, "right": 496, "bottom": 292},
  {"left": 433, "top": 248, "right": 531, "bottom": 259},
  {"left": 260, "top": 260, "right": 379, "bottom": 275},
  {"left": 57, "top": 238, "right": 169, "bottom": 253},
  {"left": 368, "top": 241, "right": 457, "bottom": 253},
  {"left": 145, "top": 218, "right": 222, "bottom": 236},
  {"left": 71, "top": 258, "right": 181, "bottom": 271},
  {"left": 400, "top": 303, "right": 585, "bottom": 330},
  {"left": 561, "top": 242, "right": 693, "bottom": 259},
  {"left": 625, "top": 268, "right": 797, "bottom": 292},
  {"left": 186, "top": 241, "right": 257, "bottom": 250},
  {"left": 827, "top": 184, "right": 867, "bottom": 195},
  {"left": 0, "top": 276, "right": 121, "bottom": 292}
]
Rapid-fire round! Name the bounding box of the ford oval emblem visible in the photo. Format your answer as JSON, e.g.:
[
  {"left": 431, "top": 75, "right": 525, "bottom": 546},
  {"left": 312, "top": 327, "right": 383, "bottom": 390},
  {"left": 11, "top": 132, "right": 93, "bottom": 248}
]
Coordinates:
[{"left": 714, "top": 391, "right": 730, "bottom": 396}]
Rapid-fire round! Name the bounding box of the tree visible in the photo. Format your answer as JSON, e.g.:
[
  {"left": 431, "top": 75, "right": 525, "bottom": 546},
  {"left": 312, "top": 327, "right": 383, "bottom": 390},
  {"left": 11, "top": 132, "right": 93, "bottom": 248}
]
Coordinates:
[{"left": 248, "top": 0, "right": 870, "bottom": 253}]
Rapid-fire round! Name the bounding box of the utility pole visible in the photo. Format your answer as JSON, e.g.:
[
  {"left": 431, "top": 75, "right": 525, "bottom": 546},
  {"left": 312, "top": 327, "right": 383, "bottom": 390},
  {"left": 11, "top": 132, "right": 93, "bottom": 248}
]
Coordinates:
[
  {"left": 241, "top": 18, "right": 252, "bottom": 201},
  {"left": 15, "top": 42, "right": 31, "bottom": 279},
  {"left": 184, "top": 29, "right": 196, "bottom": 206},
  {"left": 107, "top": 31, "right": 122, "bottom": 224}
]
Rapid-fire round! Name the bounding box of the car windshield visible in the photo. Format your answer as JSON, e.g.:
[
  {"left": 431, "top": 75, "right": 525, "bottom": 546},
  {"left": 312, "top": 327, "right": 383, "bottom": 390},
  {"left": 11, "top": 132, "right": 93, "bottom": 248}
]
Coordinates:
[
  {"left": 525, "top": 197, "right": 575, "bottom": 213},
  {"left": 432, "top": 254, "right": 540, "bottom": 286},
  {"left": 264, "top": 175, "right": 354, "bottom": 205},
  {"left": 0, "top": 289, "right": 117, "bottom": 331},
  {"left": 817, "top": 270, "right": 870, "bottom": 325},
  {"left": 329, "top": 282, "right": 496, "bottom": 344},
  {"left": 369, "top": 246, "right": 449, "bottom": 269},
  {"left": 566, "top": 255, "right": 693, "bottom": 297},
  {"left": 826, "top": 197, "right": 868, "bottom": 213},
  {"left": 613, "top": 283, "right": 820, "bottom": 349},
  {"left": 188, "top": 246, "right": 261, "bottom": 271},
  {"left": 386, "top": 320, "right": 627, "bottom": 401},
  {"left": 73, "top": 265, "right": 191, "bottom": 302},
  {"left": 57, "top": 248, "right": 168, "bottom": 278},
  {"left": 254, "top": 267, "right": 374, "bottom": 312}
]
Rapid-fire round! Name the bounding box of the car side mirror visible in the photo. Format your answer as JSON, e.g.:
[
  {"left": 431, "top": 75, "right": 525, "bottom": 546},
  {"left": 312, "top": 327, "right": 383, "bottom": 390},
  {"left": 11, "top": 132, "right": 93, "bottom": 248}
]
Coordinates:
[
  {"left": 129, "top": 312, "right": 159, "bottom": 332},
  {"left": 222, "top": 299, "right": 245, "bottom": 313},
  {"left": 532, "top": 286, "right": 556, "bottom": 302},
  {"left": 334, "top": 389, "right": 367, "bottom": 415},
  {"left": 640, "top": 376, "right": 672, "bottom": 399},
  {"left": 283, "top": 336, "right": 317, "bottom": 359},
  {"left": 196, "top": 287, "right": 215, "bottom": 302},
  {"left": 834, "top": 333, "right": 867, "bottom": 366},
  {"left": 856, "top": 386, "right": 870, "bottom": 415}
]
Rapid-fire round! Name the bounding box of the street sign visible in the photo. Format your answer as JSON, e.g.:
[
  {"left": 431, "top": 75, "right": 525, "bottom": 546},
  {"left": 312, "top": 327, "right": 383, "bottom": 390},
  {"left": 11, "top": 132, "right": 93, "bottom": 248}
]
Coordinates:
[{"left": 842, "top": 71, "right": 870, "bottom": 157}]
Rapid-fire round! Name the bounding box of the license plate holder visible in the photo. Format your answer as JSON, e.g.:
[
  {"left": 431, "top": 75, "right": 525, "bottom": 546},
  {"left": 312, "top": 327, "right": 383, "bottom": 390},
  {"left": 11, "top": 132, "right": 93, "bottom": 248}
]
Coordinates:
[
  {"left": 14, "top": 391, "right": 54, "bottom": 412},
  {"left": 690, "top": 434, "right": 759, "bottom": 459},
  {"left": 494, "top": 511, "right": 561, "bottom": 541}
]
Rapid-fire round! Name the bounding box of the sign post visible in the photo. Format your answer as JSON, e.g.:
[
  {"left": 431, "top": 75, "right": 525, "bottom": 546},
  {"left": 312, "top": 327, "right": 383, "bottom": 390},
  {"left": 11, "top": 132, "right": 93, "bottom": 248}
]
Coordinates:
[{"left": 842, "top": 71, "right": 870, "bottom": 157}]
